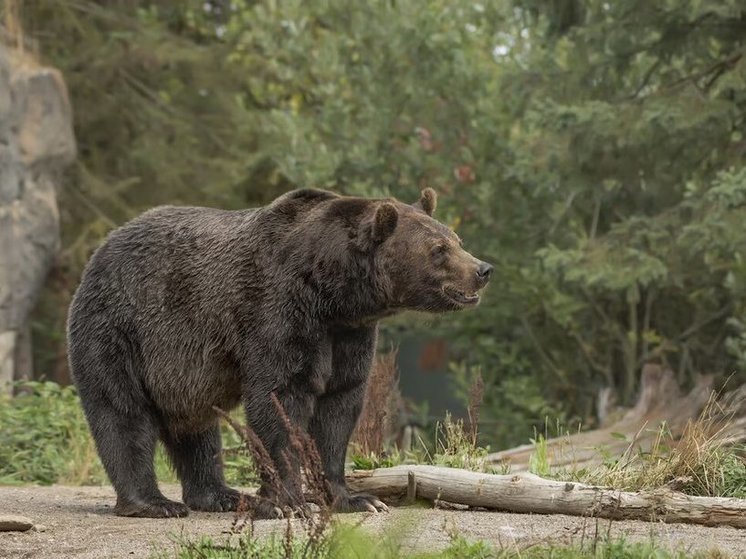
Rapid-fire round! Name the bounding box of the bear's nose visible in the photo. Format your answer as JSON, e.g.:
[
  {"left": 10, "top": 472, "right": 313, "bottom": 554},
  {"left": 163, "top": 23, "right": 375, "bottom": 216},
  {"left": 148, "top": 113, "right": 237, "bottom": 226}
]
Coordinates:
[{"left": 477, "top": 262, "right": 494, "bottom": 281}]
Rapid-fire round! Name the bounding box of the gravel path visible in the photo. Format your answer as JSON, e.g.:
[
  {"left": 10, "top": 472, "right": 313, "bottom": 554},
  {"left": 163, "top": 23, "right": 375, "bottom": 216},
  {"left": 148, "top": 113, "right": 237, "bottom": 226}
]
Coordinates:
[{"left": 0, "top": 485, "right": 744, "bottom": 558}]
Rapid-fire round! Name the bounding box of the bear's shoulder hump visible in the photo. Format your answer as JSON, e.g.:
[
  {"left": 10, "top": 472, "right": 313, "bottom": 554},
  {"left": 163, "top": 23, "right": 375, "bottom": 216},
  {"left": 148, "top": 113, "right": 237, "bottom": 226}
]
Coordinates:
[{"left": 275, "top": 188, "right": 339, "bottom": 205}]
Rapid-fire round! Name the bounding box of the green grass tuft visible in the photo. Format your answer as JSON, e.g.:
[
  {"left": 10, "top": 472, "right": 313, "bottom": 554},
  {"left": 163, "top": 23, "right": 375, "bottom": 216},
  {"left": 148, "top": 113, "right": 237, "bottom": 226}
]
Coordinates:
[
  {"left": 524, "top": 406, "right": 746, "bottom": 499},
  {"left": 0, "top": 381, "right": 107, "bottom": 485},
  {"left": 152, "top": 523, "right": 731, "bottom": 559},
  {"left": 350, "top": 412, "right": 498, "bottom": 473},
  {"left": 0, "top": 381, "right": 255, "bottom": 486},
  {"left": 528, "top": 432, "right": 551, "bottom": 477}
]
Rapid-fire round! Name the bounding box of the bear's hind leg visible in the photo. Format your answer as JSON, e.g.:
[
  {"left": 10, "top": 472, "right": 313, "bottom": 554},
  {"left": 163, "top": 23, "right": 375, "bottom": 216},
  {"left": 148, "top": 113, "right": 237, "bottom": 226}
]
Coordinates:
[
  {"left": 163, "top": 425, "right": 242, "bottom": 512},
  {"left": 86, "top": 403, "right": 189, "bottom": 518}
]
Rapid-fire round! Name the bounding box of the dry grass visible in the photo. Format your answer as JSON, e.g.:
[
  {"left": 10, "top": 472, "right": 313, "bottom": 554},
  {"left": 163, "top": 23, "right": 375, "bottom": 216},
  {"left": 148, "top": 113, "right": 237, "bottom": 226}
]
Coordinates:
[
  {"left": 426, "top": 371, "right": 496, "bottom": 472},
  {"left": 2, "top": 0, "right": 23, "bottom": 51},
  {"left": 350, "top": 364, "right": 495, "bottom": 473},
  {"left": 568, "top": 392, "right": 746, "bottom": 497},
  {"left": 428, "top": 411, "right": 493, "bottom": 472},
  {"left": 466, "top": 368, "right": 484, "bottom": 447},
  {"left": 1, "top": 0, "right": 42, "bottom": 68},
  {"left": 215, "top": 396, "right": 334, "bottom": 555},
  {"left": 60, "top": 431, "right": 102, "bottom": 485},
  {"left": 351, "top": 349, "right": 401, "bottom": 457}
]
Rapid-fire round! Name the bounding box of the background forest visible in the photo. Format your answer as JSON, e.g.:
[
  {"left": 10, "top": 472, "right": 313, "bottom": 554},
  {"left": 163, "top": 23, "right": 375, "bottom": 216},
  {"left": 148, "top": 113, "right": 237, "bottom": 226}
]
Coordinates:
[{"left": 19, "top": 0, "right": 746, "bottom": 449}]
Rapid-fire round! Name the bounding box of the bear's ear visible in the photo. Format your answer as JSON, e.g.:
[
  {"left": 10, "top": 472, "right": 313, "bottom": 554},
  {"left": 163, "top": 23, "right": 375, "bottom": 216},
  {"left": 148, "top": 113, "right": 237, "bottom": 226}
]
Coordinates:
[
  {"left": 373, "top": 202, "right": 398, "bottom": 243},
  {"left": 413, "top": 187, "right": 437, "bottom": 216}
]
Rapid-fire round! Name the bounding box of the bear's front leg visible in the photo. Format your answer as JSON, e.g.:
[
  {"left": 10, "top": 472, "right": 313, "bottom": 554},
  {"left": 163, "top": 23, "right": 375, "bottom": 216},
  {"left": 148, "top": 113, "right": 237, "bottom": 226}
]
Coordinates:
[
  {"left": 162, "top": 424, "right": 244, "bottom": 513},
  {"left": 309, "top": 326, "right": 388, "bottom": 513},
  {"left": 243, "top": 384, "right": 315, "bottom": 518}
]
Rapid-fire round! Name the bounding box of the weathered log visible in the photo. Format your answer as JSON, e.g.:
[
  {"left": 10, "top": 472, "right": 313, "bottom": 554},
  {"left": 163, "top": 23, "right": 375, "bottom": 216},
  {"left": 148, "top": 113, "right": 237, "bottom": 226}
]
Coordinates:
[
  {"left": 488, "top": 365, "right": 746, "bottom": 472},
  {"left": 347, "top": 465, "right": 746, "bottom": 529}
]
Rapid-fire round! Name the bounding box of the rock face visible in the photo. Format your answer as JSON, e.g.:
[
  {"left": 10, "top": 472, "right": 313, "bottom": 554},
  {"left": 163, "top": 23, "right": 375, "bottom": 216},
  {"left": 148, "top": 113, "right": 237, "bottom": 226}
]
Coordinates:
[{"left": 0, "top": 46, "right": 76, "bottom": 390}]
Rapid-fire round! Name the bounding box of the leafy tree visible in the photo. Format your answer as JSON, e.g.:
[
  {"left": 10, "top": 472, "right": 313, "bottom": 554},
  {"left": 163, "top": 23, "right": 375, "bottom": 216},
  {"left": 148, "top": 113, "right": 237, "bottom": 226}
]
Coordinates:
[
  {"left": 23, "top": 0, "right": 259, "bottom": 378},
  {"left": 464, "top": 0, "right": 746, "bottom": 440},
  {"left": 20, "top": 0, "right": 746, "bottom": 448}
]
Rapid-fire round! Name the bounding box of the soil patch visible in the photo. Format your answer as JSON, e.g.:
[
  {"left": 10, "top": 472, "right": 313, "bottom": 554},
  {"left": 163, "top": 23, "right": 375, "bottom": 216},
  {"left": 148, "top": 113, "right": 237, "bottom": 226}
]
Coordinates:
[{"left": 0, "top": 485, "right": 744, "bottom": 558}]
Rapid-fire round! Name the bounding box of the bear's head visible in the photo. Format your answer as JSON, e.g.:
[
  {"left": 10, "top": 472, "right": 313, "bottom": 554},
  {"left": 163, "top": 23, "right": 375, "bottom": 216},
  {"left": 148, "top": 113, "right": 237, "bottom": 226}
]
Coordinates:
[{"left": 370, "top": 188, "right": 493, "bottom": 313}]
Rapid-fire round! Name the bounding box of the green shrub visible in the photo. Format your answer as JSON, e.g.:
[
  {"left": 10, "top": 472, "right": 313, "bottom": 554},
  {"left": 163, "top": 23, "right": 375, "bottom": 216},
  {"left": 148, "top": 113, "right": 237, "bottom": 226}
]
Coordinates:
[
  {"left": 0, "top": 381, "right": 107, "bottom": 485},
  {"left": 0, "top": 381, "right": 254, "bottom": 486}
]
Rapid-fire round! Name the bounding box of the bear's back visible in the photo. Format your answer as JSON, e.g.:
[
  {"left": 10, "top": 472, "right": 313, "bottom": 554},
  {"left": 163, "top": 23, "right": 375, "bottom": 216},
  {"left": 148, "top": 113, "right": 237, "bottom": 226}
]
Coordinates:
[{"left": 70, "top": 206, "right": 263, "bottom": 328}]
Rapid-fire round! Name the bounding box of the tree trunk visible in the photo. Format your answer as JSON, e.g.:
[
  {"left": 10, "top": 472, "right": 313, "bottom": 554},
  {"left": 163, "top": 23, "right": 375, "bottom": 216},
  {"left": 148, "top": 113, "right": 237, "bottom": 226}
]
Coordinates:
[{"left": 347, "top": 465, "right": 746, "bottom": 529}]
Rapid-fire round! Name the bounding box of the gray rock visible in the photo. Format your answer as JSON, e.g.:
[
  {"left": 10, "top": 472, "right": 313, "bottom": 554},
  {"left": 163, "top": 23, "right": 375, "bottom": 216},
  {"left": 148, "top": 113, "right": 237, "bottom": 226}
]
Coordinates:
[
  {"left": 0, "top": 514, "right": 34, "bottom": 532},
  {"left": 0, "top": 47, "right": 75, "bottom": 390}
]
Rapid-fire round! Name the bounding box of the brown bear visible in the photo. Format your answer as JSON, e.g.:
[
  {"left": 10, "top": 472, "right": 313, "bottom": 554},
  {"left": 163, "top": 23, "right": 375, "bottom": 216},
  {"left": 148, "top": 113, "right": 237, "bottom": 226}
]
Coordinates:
[{"left": 66, "top": 188, "right": 492, "bottom": 518}]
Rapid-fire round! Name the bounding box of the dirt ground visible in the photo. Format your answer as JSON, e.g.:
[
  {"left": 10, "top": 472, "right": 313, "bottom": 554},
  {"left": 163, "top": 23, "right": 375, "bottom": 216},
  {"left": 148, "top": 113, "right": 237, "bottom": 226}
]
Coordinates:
[{"left": 0, "top": 484, "right": 744, "bottom": 558}]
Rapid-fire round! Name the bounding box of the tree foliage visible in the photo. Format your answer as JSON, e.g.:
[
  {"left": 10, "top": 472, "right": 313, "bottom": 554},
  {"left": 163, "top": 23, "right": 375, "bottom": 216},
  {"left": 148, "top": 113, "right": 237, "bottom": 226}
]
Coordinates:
[
  {"left": 20, "top": 0, "right": 746, "bottom": 447},
  {"left": 498, "top": 0, "right": 746, "bottom": 415}
]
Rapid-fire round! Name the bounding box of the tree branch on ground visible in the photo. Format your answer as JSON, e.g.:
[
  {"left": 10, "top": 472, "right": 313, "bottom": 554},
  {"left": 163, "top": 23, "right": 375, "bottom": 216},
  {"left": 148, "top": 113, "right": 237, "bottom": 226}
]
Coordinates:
[
  {"left": 347, "top": 464, "right": 746, "bottom": 529},
  {"left": 486, "top": 364, "right": 746, "bottom": 472}
]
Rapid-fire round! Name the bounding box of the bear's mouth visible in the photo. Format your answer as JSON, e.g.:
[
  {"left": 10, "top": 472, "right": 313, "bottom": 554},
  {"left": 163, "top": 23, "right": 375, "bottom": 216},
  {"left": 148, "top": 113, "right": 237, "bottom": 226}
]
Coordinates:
[{"left": 443, "top": 286, "right": 480, "bottom": 306}]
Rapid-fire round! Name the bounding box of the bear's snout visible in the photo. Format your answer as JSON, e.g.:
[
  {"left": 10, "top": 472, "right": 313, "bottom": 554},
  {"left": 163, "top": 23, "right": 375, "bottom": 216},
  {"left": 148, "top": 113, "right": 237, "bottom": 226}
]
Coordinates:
[{"left": 476, "top": 261, "right": 493, "bottom": 284}]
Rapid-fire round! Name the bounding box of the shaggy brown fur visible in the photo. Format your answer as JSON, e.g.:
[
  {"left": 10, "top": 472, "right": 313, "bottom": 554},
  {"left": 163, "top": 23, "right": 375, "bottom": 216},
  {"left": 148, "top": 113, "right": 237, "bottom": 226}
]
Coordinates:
[{"left": 67, "top": 188, "right": 492, "bottom": 518}]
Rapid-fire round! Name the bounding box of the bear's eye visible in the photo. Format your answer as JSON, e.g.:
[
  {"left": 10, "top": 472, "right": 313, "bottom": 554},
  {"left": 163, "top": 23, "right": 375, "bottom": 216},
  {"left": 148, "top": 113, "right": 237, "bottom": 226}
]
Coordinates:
[{"left": 432, "top": 244, "right": 448, "bottom": 257}]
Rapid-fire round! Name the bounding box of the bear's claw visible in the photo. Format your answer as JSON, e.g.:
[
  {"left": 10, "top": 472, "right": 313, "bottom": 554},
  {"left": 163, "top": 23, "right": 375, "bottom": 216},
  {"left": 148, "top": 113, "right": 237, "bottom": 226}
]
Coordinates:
[
  {"left": 115, "top": 497, "right": 190, "bottom": 518},
  {"left": 185, "top": 486, "right": 244, "bottom": 512},
  {"left": 333, "top": 493, "right": 389, "bottom": 513},
  {"left": 250, "top": 500, "right": 296, "bottom": 519}
]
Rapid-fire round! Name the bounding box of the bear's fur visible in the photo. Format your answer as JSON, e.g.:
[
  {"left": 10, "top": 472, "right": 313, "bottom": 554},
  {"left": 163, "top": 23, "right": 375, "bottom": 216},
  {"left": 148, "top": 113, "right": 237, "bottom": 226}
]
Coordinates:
[{"left": 67, "top": 188, "right": 492, "bottom": 518}]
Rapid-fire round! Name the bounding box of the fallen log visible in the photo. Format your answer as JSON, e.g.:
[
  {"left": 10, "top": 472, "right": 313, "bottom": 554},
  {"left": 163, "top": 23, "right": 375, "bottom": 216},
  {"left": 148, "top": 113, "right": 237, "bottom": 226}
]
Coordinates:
[
  {"left": 347, "top": 465, "right": 746, "bottom": 529},
  {"left": 487, "top": 365, "right": 746, "bottom": 472}
]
